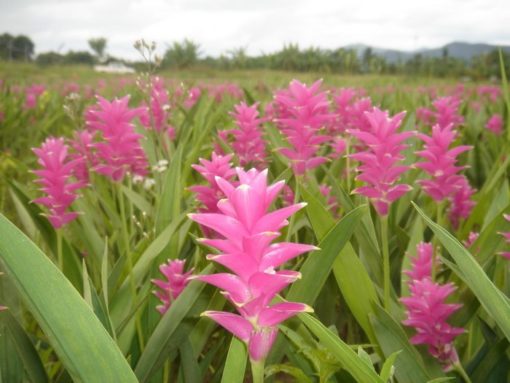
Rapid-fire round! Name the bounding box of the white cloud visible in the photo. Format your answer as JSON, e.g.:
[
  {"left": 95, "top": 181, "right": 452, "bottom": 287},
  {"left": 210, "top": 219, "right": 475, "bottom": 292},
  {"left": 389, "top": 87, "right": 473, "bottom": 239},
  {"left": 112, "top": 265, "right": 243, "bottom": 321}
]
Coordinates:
[{"left": 0, "top": 0, "right": 509, "bottom": 59}]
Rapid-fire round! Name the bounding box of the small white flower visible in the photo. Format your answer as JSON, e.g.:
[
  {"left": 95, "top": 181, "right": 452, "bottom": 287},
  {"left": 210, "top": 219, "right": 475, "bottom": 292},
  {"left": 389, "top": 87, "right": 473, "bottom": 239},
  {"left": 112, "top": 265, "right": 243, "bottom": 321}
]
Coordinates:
[
  {"left": 133, "top": 175, "right": 144, "bottom": 184},
  {"left": 144, "top": 178, "right": 156, "bottom": 190}
]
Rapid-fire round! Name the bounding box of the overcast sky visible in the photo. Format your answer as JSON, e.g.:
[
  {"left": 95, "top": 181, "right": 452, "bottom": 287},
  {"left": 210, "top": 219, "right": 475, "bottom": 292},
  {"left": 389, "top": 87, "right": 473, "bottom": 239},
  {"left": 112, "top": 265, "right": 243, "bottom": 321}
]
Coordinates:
[{"left": 1, "top": 0, "right": 509, "bottom": 59}]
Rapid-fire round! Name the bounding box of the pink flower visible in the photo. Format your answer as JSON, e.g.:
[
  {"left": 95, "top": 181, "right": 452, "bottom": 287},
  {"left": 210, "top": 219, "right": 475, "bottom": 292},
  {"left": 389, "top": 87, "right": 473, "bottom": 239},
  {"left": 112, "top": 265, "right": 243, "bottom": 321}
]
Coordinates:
[
  {"left": 24, "top": 84, "right": 45, "bottom": 110},
  {"left": 139, "top": 77, "right": 171, "bottom": 132},
  {"left": 189, "top": 152, "right": 236, "bottom": 214},
  {"left": 416, "top": 107, "right": 435, "bottom": 126},
  {"left": 223, "top": 102, "right": 267, "bottom": 167},
  {"left": 281, "top": 184, "right": 295, "bottom": 206},
  {"left": 349, "top": 108, "right": 413, "bottom": 215},
  {"left": 152, "top": 259, "right": 193, "bottom": 314},
  {"left": 404, "top": 242, "right": 434, "bottom": 281},
  {"left": 463, "top": 231, "right": 479, "bottom": 249},
  {"left": 189, "top": 168, "right": 316, "bottom": 361},
  {"left": 499, "top": 214, "right": 510, "bottom": 260},
  {"left": 330, "top": 136, "right": 346, "bottom": 159},
  {"left": 274, "top": 80, "right": 333, "bottom": 175},
  {"left": 86, "top": 96, "right": 149, "bottom": 182},
  {"left": 448, "top": 176, "right": 475, "bottom": 229},
  {"left": 415, "top": 124, "right": 472, "bottom": 202},
  {"left": 333, "top": 95, "right": 373, "bottom": 133},
  {"left": 401, "top": 242, "right": 464, "bottom": 368},
  {"left": 32, "top": 138, "right": 84, "bottom": 228},
  {"left": 319, "top": 184, "right": 338, "bottom": 212},
  {"left": 485, "top": 114, "right": 503, "bottom": 135},
  {"left": 432, "top": 96, "right": 464, "bottom": 130},
  {"left": 69, "top": 130, "right": 95, "bottom": 184},
  {"left": 184, "top": 87, "right": 201, "bottom": 109}
]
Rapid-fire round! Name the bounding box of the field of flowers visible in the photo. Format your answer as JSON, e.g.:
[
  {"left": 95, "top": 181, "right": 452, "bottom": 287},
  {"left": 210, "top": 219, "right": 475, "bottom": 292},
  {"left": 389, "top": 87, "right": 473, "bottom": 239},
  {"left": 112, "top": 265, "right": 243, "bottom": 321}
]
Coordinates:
[{"left": 1, "top": 55, "right": 510, "bottom": 383}]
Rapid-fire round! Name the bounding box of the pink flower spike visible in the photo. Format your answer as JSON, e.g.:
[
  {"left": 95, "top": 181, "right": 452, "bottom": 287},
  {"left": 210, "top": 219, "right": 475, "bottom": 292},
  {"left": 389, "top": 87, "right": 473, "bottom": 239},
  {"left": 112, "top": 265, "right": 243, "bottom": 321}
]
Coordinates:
[
  {"left": 349, "top": 108, "right": 413, "bottom": 215},
  {"left": 190, "top": 167, "right": 314, "bottom": 361},
  {"left": 405, "top": 242, "right": 433, "bottom": 281},
  {"left": 415, "top": 124, "right": 472, "bottom": 203},
  {"left": 432, "top": 96, "right": 464, "bottom": 129},
  {"left": 152, "top": 259, "right": 193, "bottom": 314},
  {"left": 448, "top": 176, "right": 475, "bottom": 229},
  {"left": 222, "top": 102, "right": 267, "bottom": 168},
  {"left": 401, "top": 242, "right": 464, "bottom": 369},
  {"left": 498, "top": 214, "right": 510, "bottom": 260},
  {"left": 86, "top": 96, "right": 149, "bottom": 182},
  {"left": 274, "top": 79, "right": 334, "bottom": 175},
  {"left": 139, "top": 77, "right": 171, "bottom": 133},
  {"left": 485, "top": 114, "right": 503, "bottom": 135},
  {"left": 190, "top": 152, "right": 236, "bottom": 214},
  {"left": 32, "top": 137, "right": 84, "bottom": 229}
]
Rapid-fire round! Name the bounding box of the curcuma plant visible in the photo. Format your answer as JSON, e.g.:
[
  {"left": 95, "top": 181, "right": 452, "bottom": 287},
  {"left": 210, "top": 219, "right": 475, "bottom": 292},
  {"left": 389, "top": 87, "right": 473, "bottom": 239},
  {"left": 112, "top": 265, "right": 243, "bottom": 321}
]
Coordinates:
[{"left": 1, "top": 64, "right": 510, "bottom": 383}]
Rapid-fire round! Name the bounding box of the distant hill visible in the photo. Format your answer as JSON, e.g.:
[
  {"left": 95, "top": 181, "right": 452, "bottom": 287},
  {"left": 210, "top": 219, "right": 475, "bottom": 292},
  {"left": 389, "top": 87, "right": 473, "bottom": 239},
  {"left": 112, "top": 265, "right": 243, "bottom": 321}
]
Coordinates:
[{"left": 345, "top": 42, "right": 510, "bottom": 63}]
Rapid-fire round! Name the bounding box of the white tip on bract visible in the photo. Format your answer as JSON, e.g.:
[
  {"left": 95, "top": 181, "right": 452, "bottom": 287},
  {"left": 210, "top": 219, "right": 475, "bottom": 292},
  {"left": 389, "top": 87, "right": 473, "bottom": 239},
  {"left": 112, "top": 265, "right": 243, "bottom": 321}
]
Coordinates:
[{"left": 304, "top": 305, "right": 314, "bottom": 313}]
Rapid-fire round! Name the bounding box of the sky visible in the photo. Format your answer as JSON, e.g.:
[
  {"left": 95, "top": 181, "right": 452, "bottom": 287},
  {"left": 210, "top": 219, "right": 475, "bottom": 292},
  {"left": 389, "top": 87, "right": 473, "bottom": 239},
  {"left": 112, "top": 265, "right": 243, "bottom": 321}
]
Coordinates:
[{"left": 1, "top": 0, "right": 509, "bottom": 60}]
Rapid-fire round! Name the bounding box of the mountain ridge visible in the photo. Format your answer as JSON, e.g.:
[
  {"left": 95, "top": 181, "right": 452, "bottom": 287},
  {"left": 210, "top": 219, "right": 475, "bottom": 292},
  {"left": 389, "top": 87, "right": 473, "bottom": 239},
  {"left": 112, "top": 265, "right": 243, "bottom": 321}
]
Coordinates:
[{"left": 344, "top": 41, "right": 510, "bottom": 63}]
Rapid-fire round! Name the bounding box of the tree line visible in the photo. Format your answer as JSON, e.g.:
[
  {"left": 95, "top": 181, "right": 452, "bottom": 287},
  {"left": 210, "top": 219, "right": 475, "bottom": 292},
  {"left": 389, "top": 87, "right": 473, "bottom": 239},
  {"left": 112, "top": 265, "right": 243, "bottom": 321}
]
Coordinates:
[
  {"left": 161, "top": 40, "right": 510, "bottom": 79},
  {"left": 1, "top": 33, "right": 509, "bottom": 79}
]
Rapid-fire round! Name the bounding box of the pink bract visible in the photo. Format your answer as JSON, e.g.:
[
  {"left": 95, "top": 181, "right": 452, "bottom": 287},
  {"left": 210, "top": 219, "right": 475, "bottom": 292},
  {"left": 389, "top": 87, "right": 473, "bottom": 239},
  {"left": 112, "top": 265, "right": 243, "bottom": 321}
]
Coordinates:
[
  {"left": 401, "top": 242, "right": 464, "bottom": 368},
  {"left": 189, "top": 168, "right": 316, "bottom": 361},
  {"left": 485, "top": 114, "right": 503, "bottom": 135},
  {"left": 223, "top": 102, "right": 267, "bottom": 168},
  {"left": 152, "top": 259, "right": 193, "bottom": 314},
  {"left": 274, "top": 79, "right": 333, "bottom": 175},
  {"left": 415, "top": 124, "right": 472, "bottom": 202},
  {"left": 190, "top": 152, "right": 236, "bottom": 214},
  {"left": 349, "top": 108, "right": 413, "bottom": 215},
  {"left": 32, "top": 137, "right": 84, "bottom": 228},
  {"left": 86, "top": 96, "right": 149, "bottom": 182}
]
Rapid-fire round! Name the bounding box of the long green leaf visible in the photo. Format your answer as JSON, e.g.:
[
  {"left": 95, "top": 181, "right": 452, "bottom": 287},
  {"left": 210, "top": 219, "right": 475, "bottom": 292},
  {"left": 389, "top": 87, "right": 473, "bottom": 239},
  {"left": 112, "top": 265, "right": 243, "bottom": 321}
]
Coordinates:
[
  {"left": 135, "top": 265, "right": 212, "bottom": 382},
  {"left": 287, "top": 205, "right": 366, "bottom": 305},
  {"left": 413, "top": 202, "right": 510, "bottom": 341},
  {"left": 369, "top": 304, "right": 441, "bottom": 382},
  {"left": 333, "top": 242, "right": 379, "bottom": 343},
  {"left": 0, "top": 214, "right": 137, "bottom": 382},
  {"left": 1, "top": 311, "right": 48, "bottom": 383},
  {"left": 221, "top": 336, "right": 247, "bottom": 383},
  {"left": 299, "top": 313, "right": 384, "bottom": 383}
]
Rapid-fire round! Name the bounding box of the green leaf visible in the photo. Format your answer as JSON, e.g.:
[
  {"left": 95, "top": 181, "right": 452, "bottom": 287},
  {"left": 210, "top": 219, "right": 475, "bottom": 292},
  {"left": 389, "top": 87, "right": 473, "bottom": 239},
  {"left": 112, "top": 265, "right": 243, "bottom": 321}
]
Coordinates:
[
  {"left": 299, "top": 313, "right": 384, "bottom": 383},
  {"left": 265, "top": 364, "right": 312, "bottom": 383},
  {"left": 333, "top": 242, "right": 379, "bottom": 343},
  {"left": 221, "top": 336, "right": 247, "bottom": 383},
  {"left": 121, "top": 185, "right": 152, "bottom": 214},
  {"left": 287, "top": 205, "right": 366, "bottom": 306},
  {"left": 1, "top": 310, "right": 48, "bottom": 383},
  {"left": 0, "top": 214, "right": 137, "bottom": 383},
  {"left": 369, "top": 304, "right": 440, "bottom": 382},
  {"left": 135, "top": 265, "right": 213, "bottom": 382},
  {"left": 379, "top": 350, "right": 400, "bottom": 382},
  {"left": 413, "top": 202, "right": 510, "bottom": 341},
  {"left": 155, "top": 145, "right": 183, "bottom": 233},
  {"left": 300, "top": 186, "right": 335, "bottom": 240}
]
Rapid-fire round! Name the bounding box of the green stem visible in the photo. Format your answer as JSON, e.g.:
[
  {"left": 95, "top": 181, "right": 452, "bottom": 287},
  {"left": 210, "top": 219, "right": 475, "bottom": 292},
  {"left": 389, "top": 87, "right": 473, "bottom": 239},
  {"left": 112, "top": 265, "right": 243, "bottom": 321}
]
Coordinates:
[
  {"left": 453, "top": 362, "right": 472, "bottom": 383},
  {"left": 117, "top": 184, "right": 145, "bottom": 350},
  {"left": 381, "top": 215, "right": 391, "bottom": 310},
  {"left": 345, "top": 138, "right": 351, "bottom": 192},
  {"left": 56, "top": 229, "right": 63, "bottom": 270},
  {"left": 250, "top": 358, "right": 265, "bottom": 383},
  {"left": 432, "top": 201, "right": 445, "bottom": 281}
]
